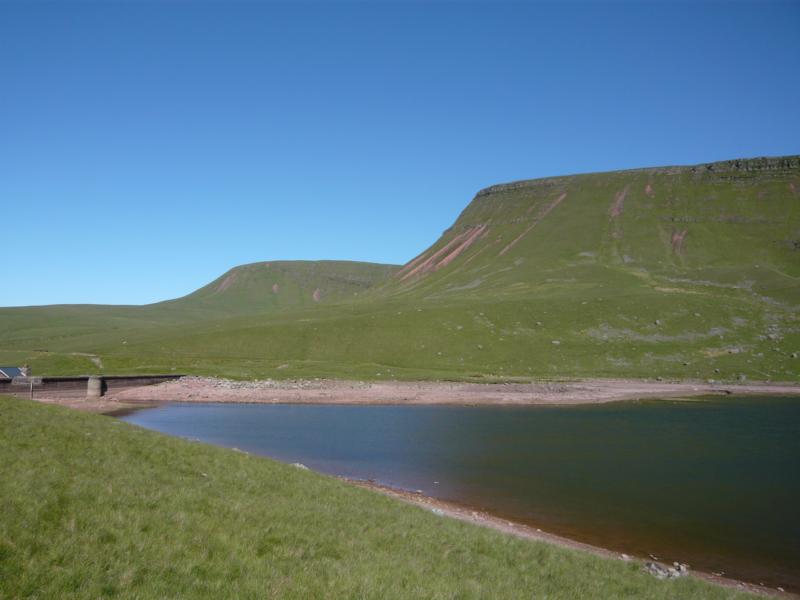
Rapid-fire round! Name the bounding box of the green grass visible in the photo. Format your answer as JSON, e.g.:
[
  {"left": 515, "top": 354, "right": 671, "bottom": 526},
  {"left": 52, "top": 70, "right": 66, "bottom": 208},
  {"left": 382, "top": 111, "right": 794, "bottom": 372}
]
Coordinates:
[
  {"left": 0, "top": 396, "right": 751, "bottom": 599},
  {"left": 1, "top": 156, "right": 798, "bottom": 382}
]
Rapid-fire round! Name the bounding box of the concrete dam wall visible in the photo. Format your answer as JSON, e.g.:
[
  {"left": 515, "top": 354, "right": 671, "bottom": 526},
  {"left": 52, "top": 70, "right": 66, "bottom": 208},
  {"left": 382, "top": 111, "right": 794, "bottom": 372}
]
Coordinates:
[{"left": 0, "top": 374, "right": 182, "bottom": 399}]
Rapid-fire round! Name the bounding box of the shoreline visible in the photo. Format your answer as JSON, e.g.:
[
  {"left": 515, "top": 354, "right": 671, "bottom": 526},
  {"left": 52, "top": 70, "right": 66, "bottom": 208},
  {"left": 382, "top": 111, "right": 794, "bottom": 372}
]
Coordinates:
[
  {"left": 346, "top": 476, "right": 800, "bottom": 598},
  {"left": 96, "top": 375, "right": 800, "bottom": 407},
  {"left": 341, "top": 476, "right": 789, "bottom": 598},
  {"left": 23, "top": 376, "right": 800, "bottom": 596}
]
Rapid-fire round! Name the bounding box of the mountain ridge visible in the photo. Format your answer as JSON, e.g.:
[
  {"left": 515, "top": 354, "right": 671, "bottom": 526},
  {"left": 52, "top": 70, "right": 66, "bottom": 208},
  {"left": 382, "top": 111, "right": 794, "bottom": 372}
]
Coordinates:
[{"left": 475, "top": 155, "right": 800, "bottom": 198}]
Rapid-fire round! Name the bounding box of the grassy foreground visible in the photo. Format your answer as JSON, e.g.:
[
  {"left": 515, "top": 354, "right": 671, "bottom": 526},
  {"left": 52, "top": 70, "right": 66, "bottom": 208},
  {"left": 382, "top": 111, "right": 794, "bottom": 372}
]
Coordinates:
[{"left": 0, "top": 397, "right": 750, "bottom": 599}]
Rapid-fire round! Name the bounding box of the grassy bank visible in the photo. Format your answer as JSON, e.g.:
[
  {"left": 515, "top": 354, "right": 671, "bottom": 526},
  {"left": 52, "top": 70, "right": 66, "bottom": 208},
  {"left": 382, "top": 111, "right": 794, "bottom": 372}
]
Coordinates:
[{"left": 0, "top": 397, "right": 750, "bottom": 598}]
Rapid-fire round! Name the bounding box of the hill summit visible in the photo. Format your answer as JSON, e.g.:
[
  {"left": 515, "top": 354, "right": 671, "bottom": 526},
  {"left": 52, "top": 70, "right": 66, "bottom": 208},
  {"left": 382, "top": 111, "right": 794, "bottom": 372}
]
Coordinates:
[{"left": 164, "top": 260, "right": 398, "bottom": 314}]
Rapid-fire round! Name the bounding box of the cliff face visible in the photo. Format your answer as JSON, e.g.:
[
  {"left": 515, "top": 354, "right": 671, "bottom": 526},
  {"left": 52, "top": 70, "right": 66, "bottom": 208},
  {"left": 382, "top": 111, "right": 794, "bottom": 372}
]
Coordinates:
[
  {"left": 473, "top": 156, "right": 800, "bottom": 200},
  {"left": 689, "top": 155, "right": 800, "bottom": 173}
]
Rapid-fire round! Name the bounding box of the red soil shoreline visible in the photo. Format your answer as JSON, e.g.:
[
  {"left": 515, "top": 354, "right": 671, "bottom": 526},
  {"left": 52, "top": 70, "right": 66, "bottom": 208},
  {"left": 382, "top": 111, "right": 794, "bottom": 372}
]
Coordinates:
[{"left": 344, "top": 477, "right": 790, "bottom": 598}]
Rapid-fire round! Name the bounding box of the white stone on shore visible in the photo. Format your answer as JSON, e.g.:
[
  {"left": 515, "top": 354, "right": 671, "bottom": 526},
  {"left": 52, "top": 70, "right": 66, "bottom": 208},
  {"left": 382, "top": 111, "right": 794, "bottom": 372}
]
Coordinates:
[{"left": 644, "top": 561, "right": 689, "bottom": 580}]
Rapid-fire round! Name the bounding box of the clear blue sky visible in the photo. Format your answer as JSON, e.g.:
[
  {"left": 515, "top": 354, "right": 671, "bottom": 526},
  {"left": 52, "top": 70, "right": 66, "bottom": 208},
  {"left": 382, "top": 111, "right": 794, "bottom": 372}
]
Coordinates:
[{"left": 2, "top": 1, "right": 798, "bottom": 307}]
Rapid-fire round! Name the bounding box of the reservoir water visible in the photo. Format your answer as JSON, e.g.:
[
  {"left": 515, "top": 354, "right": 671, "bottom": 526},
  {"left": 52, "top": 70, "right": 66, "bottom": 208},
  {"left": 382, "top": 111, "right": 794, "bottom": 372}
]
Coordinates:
[{"left": 120, "top": 396, "right": 800, "bottom": 591}]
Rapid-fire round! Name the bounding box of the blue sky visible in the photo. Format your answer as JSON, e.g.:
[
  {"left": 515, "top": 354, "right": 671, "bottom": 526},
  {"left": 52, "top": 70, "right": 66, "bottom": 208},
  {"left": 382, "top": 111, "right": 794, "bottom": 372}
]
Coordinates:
[{"left": 2, "top": 1, "right": 798, "bottom": 306}]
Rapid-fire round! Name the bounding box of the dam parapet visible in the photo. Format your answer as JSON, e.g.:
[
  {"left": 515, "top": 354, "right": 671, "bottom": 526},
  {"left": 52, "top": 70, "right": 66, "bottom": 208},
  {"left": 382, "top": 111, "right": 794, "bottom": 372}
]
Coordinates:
[{"left": 0, "top": 374, "right": 182, "bottom": 400}]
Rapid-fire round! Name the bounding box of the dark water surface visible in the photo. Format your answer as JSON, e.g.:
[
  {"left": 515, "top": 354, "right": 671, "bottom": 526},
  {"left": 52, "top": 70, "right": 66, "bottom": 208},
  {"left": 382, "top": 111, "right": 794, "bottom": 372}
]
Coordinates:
[{"left": 120, "top": 397, "right": 800, "bottom": 591}]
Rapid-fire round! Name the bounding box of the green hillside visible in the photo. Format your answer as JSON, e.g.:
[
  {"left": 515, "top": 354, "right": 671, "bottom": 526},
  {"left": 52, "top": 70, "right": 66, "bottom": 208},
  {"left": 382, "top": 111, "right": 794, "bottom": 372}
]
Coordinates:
[
  {"left": 381, "top": 156, "right": 799, "bottom": 300},
  {"left": 164, "top": 260, "right": 399, "bottom": 313},
  {"left": 0, "top": 261, "right": 398, "bottom": 375},
  {"left": 1, "top": 156, "right": 798, "bottom": 382}
]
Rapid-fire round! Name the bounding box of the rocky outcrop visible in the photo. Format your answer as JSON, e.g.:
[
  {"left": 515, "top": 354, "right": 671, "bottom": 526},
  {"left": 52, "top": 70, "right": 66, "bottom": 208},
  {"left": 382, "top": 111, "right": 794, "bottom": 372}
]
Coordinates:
[
  {"left": 689, "top": 155, "right": 800, "bottom": 174},
  {"left": 471, "top": 155, "right": 800, "bottom": 200}
]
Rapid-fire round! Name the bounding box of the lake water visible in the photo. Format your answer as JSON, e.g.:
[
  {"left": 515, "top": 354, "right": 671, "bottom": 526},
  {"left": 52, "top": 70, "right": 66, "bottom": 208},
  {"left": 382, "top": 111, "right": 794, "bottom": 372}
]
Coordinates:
[{"left": 120, "top": 397, "right": 800, "bottom": 591}]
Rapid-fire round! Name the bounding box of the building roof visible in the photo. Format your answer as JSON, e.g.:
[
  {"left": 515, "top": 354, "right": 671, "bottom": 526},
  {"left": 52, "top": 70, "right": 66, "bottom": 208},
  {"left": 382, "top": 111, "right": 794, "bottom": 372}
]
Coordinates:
[{"left": 0, "top": 367, "right": 25, "bottom": 379}]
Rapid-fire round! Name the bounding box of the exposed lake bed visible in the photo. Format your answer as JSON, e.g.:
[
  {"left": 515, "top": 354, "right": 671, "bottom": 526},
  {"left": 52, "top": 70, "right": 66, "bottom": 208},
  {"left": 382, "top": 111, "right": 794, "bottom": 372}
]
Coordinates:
[
  {"left": 120, "top": 396, "right": 800, "bottom": 594},
  {"left": 107, "top": 375, "right": 800, "bottom": 406}
]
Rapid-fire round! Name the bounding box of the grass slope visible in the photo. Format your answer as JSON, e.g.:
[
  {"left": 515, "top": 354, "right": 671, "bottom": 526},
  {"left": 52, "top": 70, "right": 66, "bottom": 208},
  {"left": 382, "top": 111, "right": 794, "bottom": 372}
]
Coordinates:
[
  {"left": 0, "top": 261, "right": 398, "bottom": 375},
  {"left": 1, "top": 156, "right": 798, "bottom": 382},
  {"left": 0, "top": 396, "right": 749, "bottom": 599}
]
